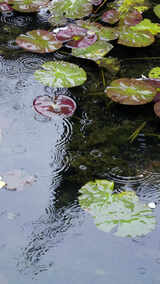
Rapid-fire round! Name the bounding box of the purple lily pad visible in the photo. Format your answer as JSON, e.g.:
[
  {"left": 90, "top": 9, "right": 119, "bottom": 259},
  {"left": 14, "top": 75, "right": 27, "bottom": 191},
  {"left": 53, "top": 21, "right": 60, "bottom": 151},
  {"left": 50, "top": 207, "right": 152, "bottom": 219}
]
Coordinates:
[
  {"left": 105, "top": 78, "right": 156, "bottom": 105},
  {"left": 33, "top": 95, "right": 77, "bottom": 118},
  {"left": 101, "top": 9, "right": 120, "bottom": 24},
  {"left": 55, "top": 24, "right": 87, "bottom": 42},
  {"left": 66, "top": 32, "right": 97, "bottom": 48}
]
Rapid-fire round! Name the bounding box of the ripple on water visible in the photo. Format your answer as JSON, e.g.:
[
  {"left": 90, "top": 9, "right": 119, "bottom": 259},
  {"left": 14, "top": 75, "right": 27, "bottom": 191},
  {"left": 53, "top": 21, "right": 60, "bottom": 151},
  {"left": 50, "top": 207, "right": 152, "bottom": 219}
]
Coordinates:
[
  {"left": 0, "top": 14, "right": 32, "bottom": 26},
  {"left": 136, "top": 174, "right": 160, "bottom": 204},
  {"left": 108, "top": 166, "right": 152, "bottom": 186},
  {"left": 18, "top": 54, "right": 47, "bottom": 74}
]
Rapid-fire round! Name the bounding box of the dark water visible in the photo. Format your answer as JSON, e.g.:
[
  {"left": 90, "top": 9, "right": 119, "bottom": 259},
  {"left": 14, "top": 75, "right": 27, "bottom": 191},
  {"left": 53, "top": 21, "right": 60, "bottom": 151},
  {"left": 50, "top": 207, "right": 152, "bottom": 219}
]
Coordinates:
[{"left": 1, "top": 7, "right": 160, "bottom": 284}]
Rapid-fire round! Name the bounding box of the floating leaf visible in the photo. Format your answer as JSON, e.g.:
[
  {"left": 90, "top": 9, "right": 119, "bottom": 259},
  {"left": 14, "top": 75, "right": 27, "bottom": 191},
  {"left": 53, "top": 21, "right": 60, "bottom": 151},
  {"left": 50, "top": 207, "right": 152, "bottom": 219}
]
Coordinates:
[
  {"left": 101, "top": 9, "right": 120, "bottom": 24},
  {"left": 54, "top": 24, "right": 97, "bottom": 48},
  {"left": 72, "top": 40, "right": 113, "bottom": 61},
  {"left": 105, "top": 78, "right": 156, "bottom": 105},
  {"left": 122, "top": 9, "right": 143, "bottom": 26},
  {"left": 34, "top": 61, "right": 87, "bottom": 88},
  {"left": 118, "top": 26, "right": 154, "bottom": 47},
  {"left": 12, "top": 0, "right": 49, "bottom": 12},
  {"left": 149, "top": 67, "right": 160, "bottom": 79},
  {"left": 79, "top": 179, "right": 156, "bottom": 237},
  {"left": 153, "top": 4, "right": 160, "bottom": 19},
  {"left": 0, "top": 3, "right": 13, "bottom": 11},
  {"left": 131, "top": 19, "right": 160, "bottom": 35},
  {"left": 49, "top": 0, "right": 93, "bottom": 20},
  {"left": 154, "top": 101, "right": 160, "bottom": 117},
  {"left": 2, "top": 169, "right": 36, "bottom": 191},
  {"left": 16, "top": 30, "right": 62, "bottom": 53},
  {"left": 76, "top": 20, "right": 118, "bottom": 41},
  {"left": 33, "top": 95, "right": 76, "bottom": 118}
]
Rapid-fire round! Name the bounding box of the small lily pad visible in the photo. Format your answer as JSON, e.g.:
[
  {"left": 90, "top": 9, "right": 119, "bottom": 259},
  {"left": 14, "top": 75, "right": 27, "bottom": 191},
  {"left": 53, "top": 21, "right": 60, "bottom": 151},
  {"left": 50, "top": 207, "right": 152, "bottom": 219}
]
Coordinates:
[
  {"left": 105, "top": 78, "right": 156, "bottom": 105},
  {"left": 79, "top": 179, "right": 156, "bottom": 237},
  {"left": 33, "top": 95, "right": 76, "bottom": 118},
  {"left": 16, "top": 30, "right": 62, "bottom": 53},
  {"left": 34, "top": 61, "right": 87, "bottom": 88}
]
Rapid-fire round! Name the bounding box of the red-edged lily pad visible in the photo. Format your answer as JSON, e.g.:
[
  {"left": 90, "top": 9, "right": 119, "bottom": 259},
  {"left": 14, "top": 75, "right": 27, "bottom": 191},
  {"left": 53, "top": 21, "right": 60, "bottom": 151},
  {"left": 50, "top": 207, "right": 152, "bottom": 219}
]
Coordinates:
[
  {"left": 66, "top": 32, "right": 97, "bottom": 48},
  {"left": 0, "top": 3, "right": 13, "bottom": 11},
  {"left": 33, "top": 95, "right": 76, "bottom": 118},
  {"left": 54, "top": 24, "right": 87, "bottom": 42},
  {"left": 154, "top": 101, "right": 160, "bottom": 117},
  {"left": 54, "top": 24, "right": 97, "bottom": 48},
  {"left": 16, "top": 30, "right": 62, "bottom": 53},
  {"left": 105, "top": 78, "right": 156, "bottom": 105}
]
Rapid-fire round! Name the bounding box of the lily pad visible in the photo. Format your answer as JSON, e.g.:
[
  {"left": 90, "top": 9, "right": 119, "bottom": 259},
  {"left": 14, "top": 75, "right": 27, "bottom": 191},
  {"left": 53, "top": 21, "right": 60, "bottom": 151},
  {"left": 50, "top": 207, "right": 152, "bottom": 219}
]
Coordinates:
[
  {"left": 153, "top": 4, "right": 160, "bottom": 19},
  {"left": 12, "top": 0, "right": 49, "bottom": 12},
  {"left": 131, "top": 19, "right": 160, "bottom": 35},
  {"left": 54, "top": 24, "right": 97, "bottom": 48},
  {"left": 118, "top": 27, "right": 154, "bottom": 47},
  {"left": 122, "top": 9, "right": 143, "bottom": 26},
  {"left": 105, "top": 78, "right": 156, "bottom": 105},
  {"left": 16, "top": 30, "right": 62, "bottom": 53},
  {"left": 149, "top": 67, "right": 160, "bottom": 79},
  {"left": 34, "top": 61, "right": 87, "bottom": 88},
  {"left": 79, "top": 179, "right": 156, "bottom": 237},
  {"left": 33, "top": 95, "right": 76, "bottom": 118},
  {"left": 101, "top": 9, "right": 120, "bottom": 24},
  {"left": 72, "top": 40, "right": 113, "bottom": 61},
  {"left": 49, "top": 0, "right": 93, "bottom": 20},
  {"left": 154, "top": 101, "right": 160, "bottom": 117}
]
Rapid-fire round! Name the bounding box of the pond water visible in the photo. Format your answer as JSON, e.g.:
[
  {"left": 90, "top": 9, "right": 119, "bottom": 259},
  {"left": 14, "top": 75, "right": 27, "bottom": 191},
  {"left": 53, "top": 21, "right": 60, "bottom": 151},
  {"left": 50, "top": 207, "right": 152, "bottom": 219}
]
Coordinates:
[{"left": 1, "top": 5, "right": 160, "bottom": 284}]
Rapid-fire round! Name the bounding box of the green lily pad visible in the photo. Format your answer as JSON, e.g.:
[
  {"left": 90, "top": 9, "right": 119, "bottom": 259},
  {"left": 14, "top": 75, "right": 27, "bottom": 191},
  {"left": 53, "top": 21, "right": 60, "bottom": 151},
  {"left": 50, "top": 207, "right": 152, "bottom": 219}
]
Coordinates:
[
  {"left": 149, "top": 67, "right": 160, "bottom": 79},
  {"left": 105, "top": 78, "right": 156, "bottom": 105},
  {"left": 16, "top": 30, "right": 62, "bottom": 53},
  {"left": 49, "top": 0, "right": 93, "bottom": 20},
  {"left": 131, "top": 19, "right": 160, "bottom": 35},
  {"left": 34, "top": 61, "right": 87, "bottom": 88},
  {"left": 79, "top": 179, "right": 156, "bottom": 237},
  {"left": 118, "top": 27, "right": 154, "bottom": 47},
  {"left": 154, "top": 4, "right": 160, "bottom": 19},
  {"left": 72, "top": 40, "right": 113, "bottom": 61}
]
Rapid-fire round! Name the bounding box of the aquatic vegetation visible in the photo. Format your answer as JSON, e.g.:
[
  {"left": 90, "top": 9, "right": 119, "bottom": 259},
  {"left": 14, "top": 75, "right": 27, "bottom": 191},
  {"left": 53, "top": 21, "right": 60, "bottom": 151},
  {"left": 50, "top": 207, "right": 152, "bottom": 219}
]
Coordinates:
[
  {"left": 79, "top": 179, "right": 156, "bottom": 237},
  {"left": 34, "top": 61, "right": 87, "bottom": 88},
  {"left": 33, "top": 94, "right": 77, "bottom": 118}
]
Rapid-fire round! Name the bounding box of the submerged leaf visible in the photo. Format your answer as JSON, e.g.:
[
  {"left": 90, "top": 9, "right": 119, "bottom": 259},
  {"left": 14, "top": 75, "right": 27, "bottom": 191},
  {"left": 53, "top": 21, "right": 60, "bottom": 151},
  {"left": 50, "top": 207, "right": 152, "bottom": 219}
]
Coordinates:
[
  {"left": 79, "top": 179, "right": 156, "bottom": 237},
  {"left": 2, "top": 169, "right": 36, "bottom": 191},
  {"left": 34, "top": 61, "right": 87, "bottom": 88},
  {"left": 105, "top": 78, "right": 156, "bottom": 105}
]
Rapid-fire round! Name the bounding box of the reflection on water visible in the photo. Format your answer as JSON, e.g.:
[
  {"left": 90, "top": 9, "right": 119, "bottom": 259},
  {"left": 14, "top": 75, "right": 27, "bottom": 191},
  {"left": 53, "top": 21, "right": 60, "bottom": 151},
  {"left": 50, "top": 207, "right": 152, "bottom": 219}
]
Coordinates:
[{"left": 1, "top": 13, "right": 160, "bottom": 284}]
